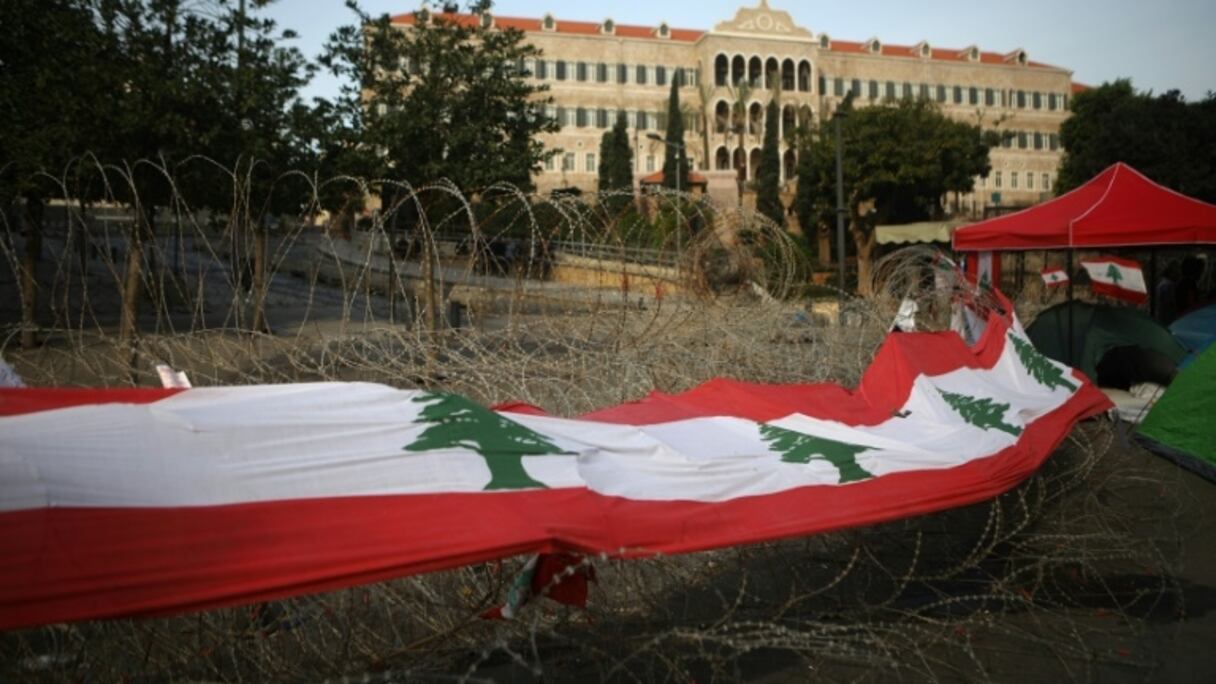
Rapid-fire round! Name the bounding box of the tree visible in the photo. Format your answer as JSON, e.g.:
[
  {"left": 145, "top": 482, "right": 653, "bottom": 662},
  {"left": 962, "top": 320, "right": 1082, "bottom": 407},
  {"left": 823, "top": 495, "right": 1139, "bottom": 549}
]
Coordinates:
[
  {"left": 404, "top": 392, "right": 570, "bottom": 490},
  {"left": 794, "top": 99, "right": 997, "bottom": 294},
  {"left": 1058, "top": 80, "right": 1216, "bottom": 201},
  {"left": 1008, "top": 333, "right": 1078, "bottom": 392},
  {"left": 597, "top": 112, "right": 633, "bottom": 216},
  {"left": 314, "top": 1, "right": 556, "bottom": 202},
  {"left": 759, "top": 424, "right": 873, "bottom": 484},
  {"left": 660, "top": 78, "right": 689, "bottom": 191},
  {"left": 754, "top": 97, "right": 784, "bottom": 228},
  {"left": 938, "top": 390, "right": 1022, "bottom": 436},
  {"left": 791, "top": 133, "right": 828, "bottom": 265}
]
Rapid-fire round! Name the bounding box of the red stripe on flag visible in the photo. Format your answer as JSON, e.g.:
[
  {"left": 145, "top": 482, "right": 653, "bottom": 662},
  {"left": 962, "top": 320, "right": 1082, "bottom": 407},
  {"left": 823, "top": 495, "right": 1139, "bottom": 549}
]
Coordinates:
[{"left": 0, "top": 381, "right": 1107, "bottom": 630}]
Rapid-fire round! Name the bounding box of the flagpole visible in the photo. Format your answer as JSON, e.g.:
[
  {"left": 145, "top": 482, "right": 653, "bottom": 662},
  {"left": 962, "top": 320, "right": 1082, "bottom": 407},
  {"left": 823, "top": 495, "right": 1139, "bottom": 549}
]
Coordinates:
[{"left": 1066, "top": 249, "right": 1074, "bottom": 366}]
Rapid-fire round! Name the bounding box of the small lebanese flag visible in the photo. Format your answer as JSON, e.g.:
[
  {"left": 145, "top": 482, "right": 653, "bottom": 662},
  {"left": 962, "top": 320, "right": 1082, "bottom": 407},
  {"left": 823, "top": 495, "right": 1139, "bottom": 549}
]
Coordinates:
[
  {"left": 1080, "top": 255, "right": 1147, "bottom": 304},
  {"left": 1040, "top": 266, "right": 1069, "bottom": 288}
]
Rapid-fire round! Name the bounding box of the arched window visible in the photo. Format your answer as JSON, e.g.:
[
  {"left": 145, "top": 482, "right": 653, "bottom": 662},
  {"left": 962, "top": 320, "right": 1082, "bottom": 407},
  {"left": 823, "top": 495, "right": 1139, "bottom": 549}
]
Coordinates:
[
  {"left": 764, "top": 57, "right": 779, "bottom": 90},
  {"left": 783, "top": 149, "right": 797, "bottom": 182},
  {"left": 818, "top": 34, "right": 830, "bottom": 49},
  {"left": 748, "top": 148, "right": 762, "bottom": 181},
  {"left": 749, "top": 102, "right": 763, "bottom": 136},
  {"left": 799, "top": 105, "right": 813, "bottom": 129},
  {"left": 782, "top": 105, "right": 796, "bottom": 139},
  {"left": 542, "top": 14, "right": 555, "bottom": 31},
  {"left": 658, "top": 22, "right": 669, "bottom": 38},
  {"left": 731, "top": 55, "right": 746, "bottom": 86},
  {"left": 714, "top": 101, "right": 730, "bottom": 133},
  {"left": 797, "top": 61, "right": 811, "bottom": 92},
  {"left": 715, "top": 146, "right": 730, "bottom": 170},
  {"left": 601, "top": 19, "right": 614, "bottom": 34},
  {"left": 733, "top": 147, "right": 747, "bottom": 182},
  {"left": 714, "top": 55, "right": 728, "bottom": 87},
  {"left": 748, "top": 56, "right": 762, "bottom": 88},
  {"left": 781, "top": 59, "right": 795, "bottom": 91}
]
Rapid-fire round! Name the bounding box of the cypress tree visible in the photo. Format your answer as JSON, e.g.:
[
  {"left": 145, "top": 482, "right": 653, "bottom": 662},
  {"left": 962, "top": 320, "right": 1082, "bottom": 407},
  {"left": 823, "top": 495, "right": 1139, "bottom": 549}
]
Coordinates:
[
  {"left": 660, "top": 78, "right": 689, "bottom": 191},
  {"left": 755, "top": 97, "right": 785, "bottom": 228},
  {"left": 597, "top": 112, "right": 633, "bottom": 215}
]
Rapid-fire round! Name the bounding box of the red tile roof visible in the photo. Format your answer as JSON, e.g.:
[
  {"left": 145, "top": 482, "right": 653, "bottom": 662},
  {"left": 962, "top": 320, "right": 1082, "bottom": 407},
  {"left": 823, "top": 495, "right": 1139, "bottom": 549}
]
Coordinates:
[
  {"left": 1071, "top": 82, "right": 1090, "bottom": 94},
  {"left": 391, "top": 11, "right": 1063, "bottom": 71},
  {"left": 639, "top": 170, "right": 709, "bottom": 186},
  {"left": 391, "top": 11, "right": 704, "bottom": 42},
  {"left": 824, "top": 40, "right": 1059, "bottom": 70}
]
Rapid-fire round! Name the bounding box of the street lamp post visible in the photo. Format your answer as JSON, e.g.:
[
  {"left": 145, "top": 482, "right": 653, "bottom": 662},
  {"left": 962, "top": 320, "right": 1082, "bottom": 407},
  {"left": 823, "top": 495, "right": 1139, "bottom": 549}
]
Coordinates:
[
  {"left": 645, "top": 132, "right": 684, "bottom": 196},
  {"left": 834, "top": 112, "right": 847, "bottom": 325}
]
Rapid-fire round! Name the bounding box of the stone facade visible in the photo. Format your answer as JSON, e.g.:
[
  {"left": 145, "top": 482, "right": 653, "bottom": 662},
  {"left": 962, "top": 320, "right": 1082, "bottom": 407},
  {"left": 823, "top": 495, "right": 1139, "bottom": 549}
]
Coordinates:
[{"left": 393, "top": 1, "right": 1076, "bottom": 215}]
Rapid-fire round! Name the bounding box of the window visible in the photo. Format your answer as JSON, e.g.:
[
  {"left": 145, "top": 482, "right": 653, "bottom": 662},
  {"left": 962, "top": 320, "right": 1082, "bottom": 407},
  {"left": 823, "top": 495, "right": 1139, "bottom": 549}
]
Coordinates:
[
  {"left": 869, "top": 80, "right": 879, "bottom": 99},
  {"left": 995, "top": 171, "right": 1003, "bottom": 189},
  {"left": 536, "top": 60, "right": 548, "bottom": 79},
  {"left": 953, "top": 85, "right": 963, "bottom": 104},
  {"left": 1017, "top": 131, "right": 1028, "bottom": 149},
  {"left": 1049, "top": 133, "right": 1060, "bottom": 151},
  {"left": 834, "top": 77, "right": 844, "bottom": 96},
  {"left": 1026, "top": 172, "right": 1034, "bottom": 190},
  {"left": 1016, "top": 90, "right": 1027, "bottom": 108},
  {"left": 555, "top": 106, "right": 566, "bottom": 127},
  {"left": 1033, "top": 132, "right": 1044, "bottom": 150},
  {"left": 562, "top": 153, "right": 575, "bottom": 171},
  {"left": 656, "top": 65, "right": 667, "bottom": 87},
  {"left": 936, "top": 84, "right": 947, "bottom": 103},
  {"left": 902, "top": 82, "right": 912, "bottom": 99},
  {"left": 586, "top": 153, "right": 596, "bottom": 173},
  {"left": 1033, "top": 92, "right": 1042, "bottom": 109},
  {"left": 819, "top": 75, "right": 827, "bottom": 94},
  {"left": 985, "top": 88, "right": 995, "bottom": 106},
  {"left": 602, "top": 19, "right": 614, "bottom": 34},
  {"left": 636, "top": 111, "right": 647, "bottom": 129},
  {"left": 1043, "top": 173, "right": 1052, "bottom": 191},
  {"left": 545, "top": 155, "right": 555, "bottom": 171},
  {"left": 886, "top": 81, "right": 896, "bottom": 99},
  {"left": 646, "top": 155, "right": 655, "bottom": 172},
  {"left": 555, "top": 61, "right": 567, "bottom": 81},
  {"left": 576, "top": 62, "right": 588, "bottom": 82},
  {"left": 596, "top": 108, "right": 609, "bottom": 128},
  {"left": 1048, "top": 93, "right": 1058, "bottom": 110},
  {"left": 715, "top": 55, "right": 728, "bottom": 87},
  {"left": 596, "top": 63, "right": 608, "bottom": 83},
  {"left": 617, "top": 63, "right": 628, "bottom": 84},
  {"left": 1011, "top": 172, "right": 1019, "bottom": 189},
  {"left": 636, "top": 65, "right": 648, "bottom": 85},
  {"left": 576, "top": 108, "right": 587, "bottom": 127},
  {"left": 543, "top": 14, "right": 555, "bottom": 31},
  {"left": 851, "top": 79, "right": 861, "bottom": 96},
  {"left": 969, "top": 87, "right": 978, "bottom": 105}
]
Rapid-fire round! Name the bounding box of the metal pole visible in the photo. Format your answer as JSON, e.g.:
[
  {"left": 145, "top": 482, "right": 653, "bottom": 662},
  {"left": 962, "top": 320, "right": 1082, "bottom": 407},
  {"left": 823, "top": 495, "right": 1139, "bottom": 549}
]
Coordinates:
[{"left": 834, "top": 115, "right": 846, "bottom": 324}]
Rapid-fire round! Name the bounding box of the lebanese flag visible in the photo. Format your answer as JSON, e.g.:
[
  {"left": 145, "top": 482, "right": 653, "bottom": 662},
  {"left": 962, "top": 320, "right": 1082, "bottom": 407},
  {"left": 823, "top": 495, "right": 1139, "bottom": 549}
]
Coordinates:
[
  {"left": 1080, "top": 255, "right": 1147, "bottom": 304},
  {"left": 0, "top": 301, "right": 1110, "bottom": 631},
  {"left": 1040, "top": 266, "right": 1070, "bottom": 288}
]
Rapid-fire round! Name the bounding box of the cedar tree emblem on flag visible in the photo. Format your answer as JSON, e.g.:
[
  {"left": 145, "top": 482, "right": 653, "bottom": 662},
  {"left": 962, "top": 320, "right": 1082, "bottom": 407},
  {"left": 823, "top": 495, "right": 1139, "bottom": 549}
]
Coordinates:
[{"left": 1079, "top": 255, "right": 1148, "bottom": 304}]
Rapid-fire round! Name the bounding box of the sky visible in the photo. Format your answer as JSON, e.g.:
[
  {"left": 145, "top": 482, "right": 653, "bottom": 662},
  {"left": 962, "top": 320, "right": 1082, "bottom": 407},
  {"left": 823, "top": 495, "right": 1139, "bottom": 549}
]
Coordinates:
[{"left": 265, "top": 0, "right": 1216, "bottom": 103}]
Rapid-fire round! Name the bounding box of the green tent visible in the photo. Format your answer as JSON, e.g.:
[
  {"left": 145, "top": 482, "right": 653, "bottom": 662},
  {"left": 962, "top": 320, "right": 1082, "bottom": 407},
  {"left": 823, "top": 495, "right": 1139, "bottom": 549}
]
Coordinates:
[
  {"left": 1025, "top": 301, "right": 1187, "bottom": 386},
  {"left": 1137, "top": 345, "right": 1216, "bottom": 482}
]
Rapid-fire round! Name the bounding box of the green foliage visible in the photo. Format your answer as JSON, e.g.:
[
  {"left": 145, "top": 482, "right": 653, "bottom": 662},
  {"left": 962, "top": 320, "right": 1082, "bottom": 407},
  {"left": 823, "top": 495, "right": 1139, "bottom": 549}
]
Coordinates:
[
  {"left": 313, "top": 1, "right": 556, "bottom": 212},
  {"left": 404, "top": 392, "right": 570, "bottom": 490},
  {"left": 597, "top": 112, "right": 634, "bottom": 217},
  {"left": 660, "top": 79, "right": 690, "bottom": 191},
  {"left": 1008, "top": 334, "right": 1078, "bottom": 392},
  {"left": 755, "top": 98, "right": 785, "bottom": 228},
  {"left": 759, "top": 424, "right": 873, "bottom": 484},
  {"left": 938, "top": 390, "right": 1023, "bottom": 436},
  {"left": 1058, "top": 80, "right": 1216, "bottom": 201}
]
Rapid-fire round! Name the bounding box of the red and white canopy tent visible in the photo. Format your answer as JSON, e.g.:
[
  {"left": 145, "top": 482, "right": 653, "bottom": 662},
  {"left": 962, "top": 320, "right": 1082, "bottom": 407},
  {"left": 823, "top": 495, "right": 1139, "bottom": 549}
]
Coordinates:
[
  {"left": 953, "top": 162, "right": 1216, "bottom": 252},
  {"left": 953, "top": 162, "right": 1216, "bottom": 312}
]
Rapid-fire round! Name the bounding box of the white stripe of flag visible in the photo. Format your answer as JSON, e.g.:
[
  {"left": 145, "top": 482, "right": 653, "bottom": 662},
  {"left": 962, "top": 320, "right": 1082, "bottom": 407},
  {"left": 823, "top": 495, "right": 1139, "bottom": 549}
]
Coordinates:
[{"left": 1080, "top": 255, "right": 1147, "bottom": 303}]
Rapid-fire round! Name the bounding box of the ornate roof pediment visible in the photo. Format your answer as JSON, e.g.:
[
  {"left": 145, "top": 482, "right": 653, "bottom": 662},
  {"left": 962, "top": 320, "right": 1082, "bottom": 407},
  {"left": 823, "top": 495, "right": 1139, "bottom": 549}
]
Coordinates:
[{"left": 712, "top": 1, "right": 811, "bottom": 39}]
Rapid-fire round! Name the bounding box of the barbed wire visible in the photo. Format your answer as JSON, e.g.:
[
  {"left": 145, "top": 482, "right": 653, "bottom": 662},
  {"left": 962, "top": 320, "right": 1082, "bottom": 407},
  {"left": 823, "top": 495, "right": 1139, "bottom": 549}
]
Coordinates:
[{"left": 0, "top": 160, "right": 1188, "bottom": 681}]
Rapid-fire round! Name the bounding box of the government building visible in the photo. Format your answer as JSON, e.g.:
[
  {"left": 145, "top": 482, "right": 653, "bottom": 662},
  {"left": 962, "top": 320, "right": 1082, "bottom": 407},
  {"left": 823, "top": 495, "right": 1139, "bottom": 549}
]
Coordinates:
[{"left": 394, "top": 1, "right": 1080, "bottom": 215}]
